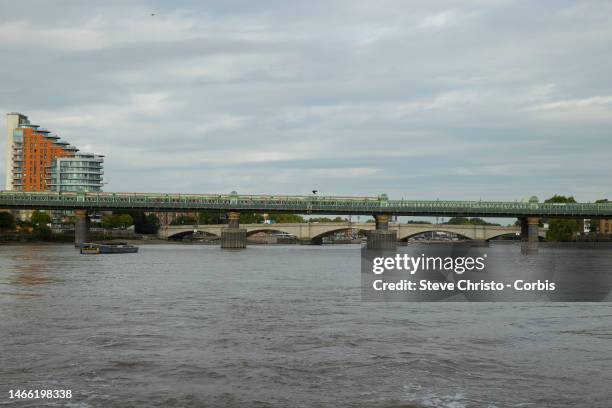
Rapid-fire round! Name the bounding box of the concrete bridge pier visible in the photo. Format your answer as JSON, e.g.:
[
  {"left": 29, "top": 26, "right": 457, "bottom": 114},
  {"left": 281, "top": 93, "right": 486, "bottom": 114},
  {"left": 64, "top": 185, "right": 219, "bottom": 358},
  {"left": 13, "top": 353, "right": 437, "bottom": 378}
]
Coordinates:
[
  {"left": 221, "top": 212, "right": 246, "bottom": 249},
  {"left": 520, "top": 218, "right": 528, "bottom": 241},
  {"left": 367, "top": 214, "right": 397, "bottom": 250},
  {"left": 74, "top": 209, "right": 89, "bottom": 247},
  {"left": 520, "top": 217, "right": 540, "bottom": 254}
]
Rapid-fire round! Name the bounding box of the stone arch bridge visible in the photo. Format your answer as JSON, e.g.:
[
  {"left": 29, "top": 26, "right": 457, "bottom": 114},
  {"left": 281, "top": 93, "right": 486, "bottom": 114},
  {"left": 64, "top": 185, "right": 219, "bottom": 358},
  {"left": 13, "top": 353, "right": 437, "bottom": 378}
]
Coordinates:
[{"left": 158, "top": 222, "right": 545, "bottom": 243}]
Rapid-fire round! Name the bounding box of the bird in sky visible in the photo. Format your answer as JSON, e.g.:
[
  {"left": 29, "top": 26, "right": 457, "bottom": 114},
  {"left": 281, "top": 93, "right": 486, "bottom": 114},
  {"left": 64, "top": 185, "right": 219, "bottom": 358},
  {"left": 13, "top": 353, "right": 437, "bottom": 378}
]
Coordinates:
[{"left": 150, "top": 12, "right": 156, "bottom": 16}]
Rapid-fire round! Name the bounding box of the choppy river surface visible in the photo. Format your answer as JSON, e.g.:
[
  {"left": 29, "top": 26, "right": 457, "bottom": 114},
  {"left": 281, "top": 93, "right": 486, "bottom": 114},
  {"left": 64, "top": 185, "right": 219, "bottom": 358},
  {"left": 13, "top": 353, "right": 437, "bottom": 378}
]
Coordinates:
[{"left": 1, "top": 244, "right": 611, "bottom": 407}]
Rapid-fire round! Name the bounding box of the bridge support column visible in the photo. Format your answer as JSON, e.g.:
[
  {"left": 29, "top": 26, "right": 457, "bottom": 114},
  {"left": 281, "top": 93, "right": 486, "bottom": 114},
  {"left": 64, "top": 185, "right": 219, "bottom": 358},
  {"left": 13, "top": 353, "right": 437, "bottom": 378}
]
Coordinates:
[
  {"left": 367, "top": 214, "right": 397, "bottom": 250},
  {"left": 576, "top": 219, "right": 585, "bottom": 236},
  {"left": 221, "top": 212, "right": 246, "bottom": 249},
  {"left": 520, "top": 217, "right": 539, "bottom": 254},
  {"left": 520, "top": 218, "right": 528, "bottom": 242},
  {"left": 74, "top": 209, "right": 89, "bottom": 247}
]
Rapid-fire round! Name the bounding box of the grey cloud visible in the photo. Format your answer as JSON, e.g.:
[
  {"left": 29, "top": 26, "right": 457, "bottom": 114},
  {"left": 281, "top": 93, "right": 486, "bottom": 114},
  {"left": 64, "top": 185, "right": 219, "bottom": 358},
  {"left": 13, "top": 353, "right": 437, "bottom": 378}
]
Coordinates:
[{"left": 1, "top": 0, "right": 611, "bottom": 203}]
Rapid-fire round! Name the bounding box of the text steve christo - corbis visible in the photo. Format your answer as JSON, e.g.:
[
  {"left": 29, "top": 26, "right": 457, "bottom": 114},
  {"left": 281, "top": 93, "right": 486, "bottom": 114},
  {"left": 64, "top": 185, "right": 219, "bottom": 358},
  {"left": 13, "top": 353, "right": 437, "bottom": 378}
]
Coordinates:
[{"left": 369, "top": 254, "right": 555, "bottom": 292}]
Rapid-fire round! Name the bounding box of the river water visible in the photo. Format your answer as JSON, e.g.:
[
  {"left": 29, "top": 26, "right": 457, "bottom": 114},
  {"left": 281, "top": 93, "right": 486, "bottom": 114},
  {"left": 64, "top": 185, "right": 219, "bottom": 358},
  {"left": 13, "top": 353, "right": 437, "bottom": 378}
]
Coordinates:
[{"left": 1, "top": 244, "right": 611, "bottom": 407}]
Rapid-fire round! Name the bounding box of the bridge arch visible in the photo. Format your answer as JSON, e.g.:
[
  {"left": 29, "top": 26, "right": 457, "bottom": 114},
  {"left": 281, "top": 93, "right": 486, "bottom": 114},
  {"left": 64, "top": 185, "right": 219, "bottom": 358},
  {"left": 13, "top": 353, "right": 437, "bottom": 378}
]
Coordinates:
[
  {"left": 486, "top": 230, "right": 546, "bottom": 241},
  {"left": 245, "top": 228, "right": 297, "bottom": 237},
  {"left": 160, "top": 223, "right": 532, "bottom": 242},
  {"left": 399, "top": 229, "right": 473, "bottom": 242},
  {"left": 486, "top": 231, "right": 520, "bottom": 241},
  {"left": 310, "top": 227, "right": 370, "bottom": 241},
  {"left": 167, "top": 230, "right": 220, "bottom": 240}
]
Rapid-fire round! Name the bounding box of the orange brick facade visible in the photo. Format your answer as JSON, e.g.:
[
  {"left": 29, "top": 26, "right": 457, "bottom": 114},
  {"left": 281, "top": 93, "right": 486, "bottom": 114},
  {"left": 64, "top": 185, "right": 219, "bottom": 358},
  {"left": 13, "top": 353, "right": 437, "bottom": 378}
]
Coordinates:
[{"left": 19, "top": 127, "right": 73, "bottom": 191}]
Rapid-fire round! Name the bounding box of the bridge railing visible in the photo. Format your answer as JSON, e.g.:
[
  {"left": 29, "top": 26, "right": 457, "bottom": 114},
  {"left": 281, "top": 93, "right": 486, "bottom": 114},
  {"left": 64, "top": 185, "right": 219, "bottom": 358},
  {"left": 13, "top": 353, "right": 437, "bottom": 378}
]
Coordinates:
[{"left": 2, "top": 191, "right": 612, "bottom": 217}]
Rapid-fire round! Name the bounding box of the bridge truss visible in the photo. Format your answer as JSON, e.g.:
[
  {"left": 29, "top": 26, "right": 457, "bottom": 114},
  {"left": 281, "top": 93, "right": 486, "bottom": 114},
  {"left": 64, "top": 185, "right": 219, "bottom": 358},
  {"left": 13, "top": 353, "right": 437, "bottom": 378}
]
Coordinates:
[{"left": 1, "top": 191, "right": 612, "bottom": 218}]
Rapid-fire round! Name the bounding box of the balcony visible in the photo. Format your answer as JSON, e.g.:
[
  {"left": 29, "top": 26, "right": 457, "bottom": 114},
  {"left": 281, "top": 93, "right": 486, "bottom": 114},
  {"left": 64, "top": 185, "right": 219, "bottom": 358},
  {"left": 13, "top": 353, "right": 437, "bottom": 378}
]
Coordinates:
[{"left": 58, "top": 169, "right": 104, "bottom": 175}]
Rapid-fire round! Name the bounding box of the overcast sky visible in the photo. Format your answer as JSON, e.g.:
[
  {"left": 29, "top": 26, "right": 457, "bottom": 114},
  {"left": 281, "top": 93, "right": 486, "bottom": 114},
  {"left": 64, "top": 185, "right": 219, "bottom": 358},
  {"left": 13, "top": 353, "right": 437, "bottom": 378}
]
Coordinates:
[{"left": 1, "top": 0, "right": 611, "bottom": 202}]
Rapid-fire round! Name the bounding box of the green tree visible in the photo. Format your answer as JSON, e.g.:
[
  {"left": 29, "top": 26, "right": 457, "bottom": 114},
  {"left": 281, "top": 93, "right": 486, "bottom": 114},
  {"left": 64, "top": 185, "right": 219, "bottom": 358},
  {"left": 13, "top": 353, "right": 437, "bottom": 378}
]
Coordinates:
[
  {"left": 101, "top": 215, "right": 118, "bottom": 229},
  {"left": 0, "top": 211, "right": 16, "bottom": 230},
  {"left": 308, "top": 216, "right": 349, "bottom": 223},
  {"left": 445, "top": 217, "right": 499, "bottom": 226},
  {"left": 29, "top": 210, "right": 53, "bottom": 240},
  {"left": 544, "top": 195, "right": 578, "bottom": 242},
  {"left": 102, "top": 214, "right": 134, "bottom": 229},
  {"left": 546, "top": 195, "right": 576, "bottom": 204},
  {"left": 199, "top": 212, "right": 223, "bottom": 224},
  {"left": 269, "top": 214, "right": 305, "bottom": 223},
  {"left": 122, "top": 211, "right": 161, "bottom": 234},
  {"left": 240, "top": 213, "right": 264, "bottom": 224},
  {"left": 309, "top": 217, "right": 333, "bottom": 223},
  {"left": 140, "top": 214, "right": 161, "bottom": 234},
  {"left": 117, "top": 214, "right": 134, "bottom": 229},
  {"left": 30, "top": 210, "right": 51, "bottom": 228},
  {"left": 445, "top": 217, "right": 470, "bottom": 225},
  {"left": 547, "top": 219, "right": 579, "bottom": 242}
]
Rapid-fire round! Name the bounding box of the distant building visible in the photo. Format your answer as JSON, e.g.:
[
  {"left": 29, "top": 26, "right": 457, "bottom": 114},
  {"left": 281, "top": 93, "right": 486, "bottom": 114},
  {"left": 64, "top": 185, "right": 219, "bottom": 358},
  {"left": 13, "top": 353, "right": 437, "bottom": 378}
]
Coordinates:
[
  {"left": 597, "top": 219, "right": 612, "bottom": 235},
  {"left": 5, "top": 113, "right": 29, "bottom": 190},
  {"left": 147, "top": 211, "right": 199, "bottom": 226},
  {"left": 46, "top": 152, "right": 105, "bottom": 192},
  {"left": 5, "top": 113, "right": 105, "bottom": 222},
  {"left": 5, "top": 112, "right": 104, "bottom": 192}
]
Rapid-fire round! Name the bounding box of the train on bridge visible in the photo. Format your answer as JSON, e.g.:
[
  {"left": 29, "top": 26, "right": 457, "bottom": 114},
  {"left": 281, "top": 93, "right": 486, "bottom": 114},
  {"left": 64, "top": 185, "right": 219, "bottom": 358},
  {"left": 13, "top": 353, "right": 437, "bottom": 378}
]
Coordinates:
[{"left": 1, "top": 190, "right": 607, "bottom": 251}]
